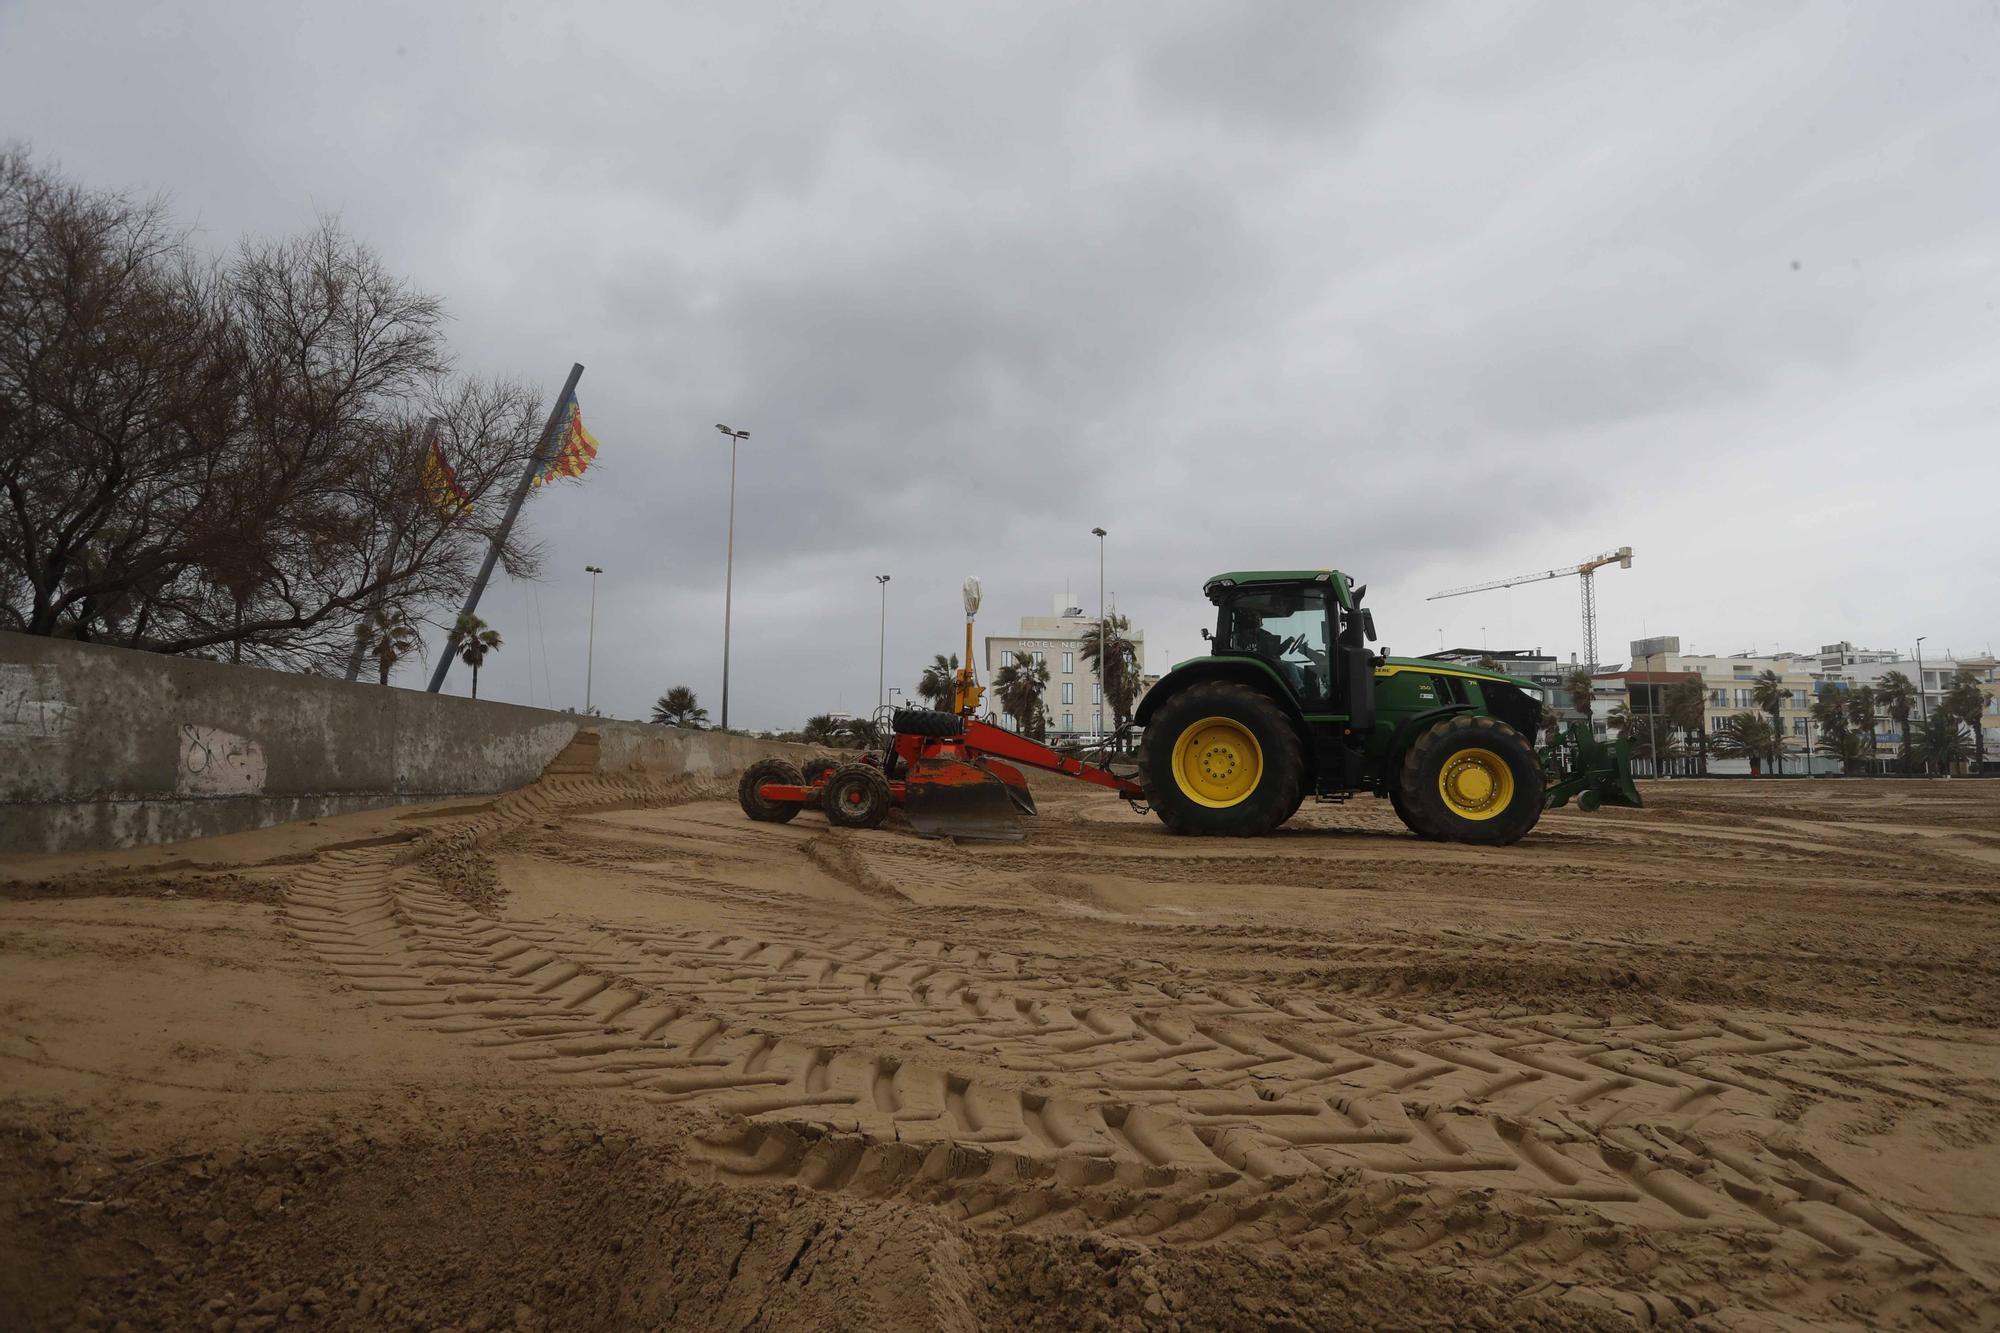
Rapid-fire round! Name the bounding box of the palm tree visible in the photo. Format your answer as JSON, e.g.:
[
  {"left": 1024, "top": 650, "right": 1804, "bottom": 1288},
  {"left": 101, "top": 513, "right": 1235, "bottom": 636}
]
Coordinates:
[
  {"left": 1875, "top": 670, "right": 1916, "bottom": 772},
  {"left": 1476, "top": 655, "right": 1501, "bottom": 672},
  {"left": 651, "top": 685, "right": 708, "bottom": 728},
  {"left": 802, "top": 714, "right": 842, "bottom": 745},
  {"left": 840, "top": 716, "right": 883, "bottom": 749},
  {"left": 1751, "top": 669, "right": 1789, "bottom": 775},
  {"left": 1080, "top": 614, "right": 1141, "bottom": 731},
  {"left": 1845, "top": 684, "right": 1879, "bottom": 773},
  {"left": 1565, "top": 668, "right": 1594, "bottom": 725},
  {"left": 1664, "top": 677, "right": 1708, "bottom": 773},
  {"left": 1710, "top": 712, "right": 1776, "bottom": 776},
  {"left": 992, "top": 650, "right": 1051, "bottom": 739},
  {"left": 1816, "top": 729, "right": 1867, "bottom": 775},
  {"left": 1608, "top": 702, "right": 1675, "bottom": 761},
  {"left": 1809, "top": 690, "right": 1850, "bottom": 750},
  {"left": 916, "top": 654, "right": 959, "bottom": 712},
  {"left": 454, "top": 613, "right": 502, "bottom": 699},
  {"left": 355, "top": 607, "right": 423, "bottom": 686},
  {"left": 1944, "top": 668, "right": 1988, "bottom": 769},
  {"left": 1917, "top": 708, "right": 1971, "bottom": 774}
]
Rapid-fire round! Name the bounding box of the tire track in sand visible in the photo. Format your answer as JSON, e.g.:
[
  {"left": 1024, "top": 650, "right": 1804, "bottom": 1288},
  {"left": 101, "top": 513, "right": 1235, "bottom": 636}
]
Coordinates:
[{"left": 281, "top": 784, "right": 1995, "bottom": 1328}]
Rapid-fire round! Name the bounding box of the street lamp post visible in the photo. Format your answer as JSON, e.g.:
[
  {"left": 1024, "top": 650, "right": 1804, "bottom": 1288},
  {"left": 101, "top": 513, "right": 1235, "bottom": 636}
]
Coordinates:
[
  {"left": 584, "top": 565, "right": 604, "bottom": 714},
  {"left": 1092, "top": 527, "right": 1107, "bottom": 740},
  {"left": 1915, "top": 637, "right": 1929, "bottom": 776},
  {"left": 715, "top": 424, "right": 750, "bottom": 730},
  {"left": 875, "top": 574, "right": 891, "bottom": 710},
  {"left": 1779, "top": 688, "right": 1793, "bottom": 777},
  {"left": 1805, "top": 699, "right": 1815, "bottom": 777}
]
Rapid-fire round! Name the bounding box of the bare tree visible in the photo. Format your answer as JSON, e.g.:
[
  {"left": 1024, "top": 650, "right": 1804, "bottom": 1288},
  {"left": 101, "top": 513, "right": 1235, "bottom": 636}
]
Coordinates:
[{"left": 0, "top": 150, "right": 549, "bottom": 671}]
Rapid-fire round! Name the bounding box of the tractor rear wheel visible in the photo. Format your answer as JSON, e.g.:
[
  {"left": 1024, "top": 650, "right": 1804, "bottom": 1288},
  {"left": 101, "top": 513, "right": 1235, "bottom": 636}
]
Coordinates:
[
  {"left": 1143, "top": 682, "right": 1304, "bottom": 837},
  {"left": 738, "top": 758, "right": 806, "bottom": 824},
  {"left": 1389, "top": 786, "right": 1436, "bottom": 839},
  {"left": 1400, "top": 715, "right": 1542, "bottom": 846},
  {"left": 822, "top": 763, "right": 893, "bottom": 829}
]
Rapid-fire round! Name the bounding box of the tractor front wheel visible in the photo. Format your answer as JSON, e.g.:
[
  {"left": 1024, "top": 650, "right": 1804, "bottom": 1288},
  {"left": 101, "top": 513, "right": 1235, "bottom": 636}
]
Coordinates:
[
  {"left": 1143, "top": 683, "right": 1304, "bottom": 837},
  {"left": 1399, "top": 715, "right": 1542, "bottom": 846}
]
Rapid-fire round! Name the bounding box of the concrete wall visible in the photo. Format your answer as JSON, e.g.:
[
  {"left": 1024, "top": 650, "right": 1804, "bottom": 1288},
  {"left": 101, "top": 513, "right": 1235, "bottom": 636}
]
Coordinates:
[{"left": 1, "top": 635, "right": 782, "bottom": 855}]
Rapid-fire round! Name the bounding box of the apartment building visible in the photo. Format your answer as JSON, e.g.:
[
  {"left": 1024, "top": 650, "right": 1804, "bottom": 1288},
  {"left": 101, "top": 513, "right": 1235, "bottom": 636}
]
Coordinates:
[
  {"left": 982, "top": 594, "right": 1148, "bottom": 737},
  {"left": 1590, "top": 636, "right": 1997, "bottom": 769}
]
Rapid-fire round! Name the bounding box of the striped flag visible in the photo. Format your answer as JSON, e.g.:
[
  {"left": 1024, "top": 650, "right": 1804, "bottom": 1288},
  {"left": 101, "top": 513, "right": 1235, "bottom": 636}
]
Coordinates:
[
  {"left": 534, "top": 400, "right": 601, "bottom": 487},
  {"left": 422, "top": 437, "right": 474, "bottom": 519}
]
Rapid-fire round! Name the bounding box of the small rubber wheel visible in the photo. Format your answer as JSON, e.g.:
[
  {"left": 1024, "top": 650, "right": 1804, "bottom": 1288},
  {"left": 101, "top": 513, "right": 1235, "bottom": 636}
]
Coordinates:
[
  {"left": 800, "top": 756, "right": 837, "bottom": 787},
  {"left": 822, "top": 763, "right": 893, "bottom": 829},
  {"left": 1400, "top": 715, "right": 1543, "bottom": 846},
  {"left": 738, "top": 758, "right": 805, "bottom": 824},
  {"left": 892, "top": 708, "right": 965, "bottom": 738},
  {"left": 1390, "top": 786, "right": 1437, "bottom": 839},
  {"left": 1141, "top": 682, "right": 1304, "bottom": 837}
]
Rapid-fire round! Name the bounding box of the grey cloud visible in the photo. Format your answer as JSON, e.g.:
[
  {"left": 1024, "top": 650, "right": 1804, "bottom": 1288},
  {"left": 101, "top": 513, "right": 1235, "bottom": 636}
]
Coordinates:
[{"left": 4, "top": 0, "right": 1994, "bottom": 725}]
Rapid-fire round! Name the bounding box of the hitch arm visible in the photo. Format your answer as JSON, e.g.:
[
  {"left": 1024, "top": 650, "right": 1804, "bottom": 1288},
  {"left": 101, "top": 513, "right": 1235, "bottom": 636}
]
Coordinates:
[{"left": 960, "top": 719, "right": 1146, "bottom": 800}]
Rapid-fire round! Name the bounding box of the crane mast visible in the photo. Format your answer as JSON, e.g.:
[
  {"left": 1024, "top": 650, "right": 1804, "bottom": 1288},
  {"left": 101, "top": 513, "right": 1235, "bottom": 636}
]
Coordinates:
[{"left": 1429, "top": 546, "right": 1633, "bottom": 672}]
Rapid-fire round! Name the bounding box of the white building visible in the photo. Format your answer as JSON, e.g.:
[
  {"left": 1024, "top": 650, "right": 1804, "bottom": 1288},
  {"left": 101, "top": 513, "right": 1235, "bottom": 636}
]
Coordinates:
[
  {"left": 1588, "top": 636, "right": 1997, "bottom": 771},
  {"left": 982, "top": 594, "right": 1148, "bottom": 737}
]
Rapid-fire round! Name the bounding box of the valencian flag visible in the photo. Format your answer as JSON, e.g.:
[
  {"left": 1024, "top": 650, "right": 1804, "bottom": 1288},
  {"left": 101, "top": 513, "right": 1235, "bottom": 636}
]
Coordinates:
[
  {"left": 534, "top": 399, "right": 601, "bottom": 487},
  {"left": 422, "top": 437, "right": 474, "bottom": 519}
]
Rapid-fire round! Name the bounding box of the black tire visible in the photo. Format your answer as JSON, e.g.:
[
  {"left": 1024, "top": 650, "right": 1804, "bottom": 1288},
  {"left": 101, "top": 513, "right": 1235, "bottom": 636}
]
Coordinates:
[
  {"left": 1400, "top": 715, "right": 1543, "bottom": 846},
  {"left": 821, "top": 763, "right": 893, "bottom": 829},
  {"left": 1142, "top": 682, "right": 1304, "bottom": 837},
  {"left": 800, "top": 756, "right": 838, "bottom": 787},
  {"left": 893, "top": 707, "right": 964, "bottom": 738},
  {"left": 738, "top": 758, "right": 806, "bottom": 824},
  {"left": 1389, "top": 786, "right": 1437, "bottom": 839}
]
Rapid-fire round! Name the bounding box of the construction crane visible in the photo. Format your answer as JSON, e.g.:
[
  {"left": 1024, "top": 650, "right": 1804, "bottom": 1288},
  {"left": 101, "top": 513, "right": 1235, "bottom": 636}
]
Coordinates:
[{"left": 1429, "top": 547, "right": 1633, "bottom": 672}]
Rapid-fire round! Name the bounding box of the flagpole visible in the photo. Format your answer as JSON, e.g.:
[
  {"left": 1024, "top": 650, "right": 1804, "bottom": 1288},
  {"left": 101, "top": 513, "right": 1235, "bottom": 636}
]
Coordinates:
[{"left": 427, "top": 362, "right": 584, "bottom": 694}]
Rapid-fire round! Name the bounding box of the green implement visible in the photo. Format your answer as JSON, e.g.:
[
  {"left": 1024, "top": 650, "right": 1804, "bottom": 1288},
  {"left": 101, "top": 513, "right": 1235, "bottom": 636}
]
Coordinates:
[{"left": 1540, "top": 723, "right": 1644, "bottom": 813}]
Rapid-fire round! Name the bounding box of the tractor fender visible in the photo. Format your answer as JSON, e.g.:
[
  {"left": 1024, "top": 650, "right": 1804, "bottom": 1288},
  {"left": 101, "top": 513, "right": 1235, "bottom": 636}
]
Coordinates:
[
  {"left": 1136, "top": 657, "right": 1310, "bottom": 739},
  {"left": 1384, "top": 705, "right": 1477, "bottom": 779}
]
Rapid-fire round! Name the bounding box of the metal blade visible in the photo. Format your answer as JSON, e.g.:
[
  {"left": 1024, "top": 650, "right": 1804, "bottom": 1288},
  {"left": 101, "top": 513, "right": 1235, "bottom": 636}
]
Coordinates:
[
  {"left": 979, "top": 758, "right": 1038, "bottom": 816},
  {"left": 903, "top": 756, "right": 1026, "bottom": 841}
]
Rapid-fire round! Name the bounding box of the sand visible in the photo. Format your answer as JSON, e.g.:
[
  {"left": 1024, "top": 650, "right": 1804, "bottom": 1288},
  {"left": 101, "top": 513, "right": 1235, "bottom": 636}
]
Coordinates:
[{"left": 3, "top": 763, "right": 1997, "bottom": 1330}]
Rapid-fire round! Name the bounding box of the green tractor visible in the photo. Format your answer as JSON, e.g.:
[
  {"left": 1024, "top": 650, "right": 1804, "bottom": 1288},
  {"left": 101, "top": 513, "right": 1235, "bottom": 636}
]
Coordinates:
[{"left": 1134, "top": 570, "right": 1640, "bottom": 844}]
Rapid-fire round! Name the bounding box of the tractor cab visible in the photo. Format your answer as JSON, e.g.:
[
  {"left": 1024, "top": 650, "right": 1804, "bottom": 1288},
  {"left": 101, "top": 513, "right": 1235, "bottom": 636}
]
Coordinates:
[{"left": 1202, "top": 570, "right": 1377, "bottom": 730}]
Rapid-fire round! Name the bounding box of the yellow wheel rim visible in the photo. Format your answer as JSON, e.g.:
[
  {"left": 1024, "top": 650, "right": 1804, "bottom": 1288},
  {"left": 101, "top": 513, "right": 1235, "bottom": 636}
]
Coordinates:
[
  {"left": 1172, "top": 717, "right": 1264, "bottom": 808},
  {"left": 1437, "top": 746, "right": 1514, "bottom": 821}
]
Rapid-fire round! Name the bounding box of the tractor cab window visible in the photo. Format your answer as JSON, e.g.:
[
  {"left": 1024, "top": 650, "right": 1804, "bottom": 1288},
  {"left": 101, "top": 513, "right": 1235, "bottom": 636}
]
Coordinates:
[{"left": 1220, "top": 587, "right": 1330, "bottom": 706}]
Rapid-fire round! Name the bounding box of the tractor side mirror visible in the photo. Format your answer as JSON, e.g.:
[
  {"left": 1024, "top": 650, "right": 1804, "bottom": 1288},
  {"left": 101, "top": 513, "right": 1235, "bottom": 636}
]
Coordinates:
[
  {"left": 1362, "top": 610, "right": 1377, "bottom": 642},
  {"left": 1200, "top": 628, "right": 1212, "bottom": 642}
]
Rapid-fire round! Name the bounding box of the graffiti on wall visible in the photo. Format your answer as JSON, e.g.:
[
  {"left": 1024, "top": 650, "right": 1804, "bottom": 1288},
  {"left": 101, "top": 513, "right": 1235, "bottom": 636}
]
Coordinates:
[
  {"left": 177, "top": 724, "right": 267, "bottom": 796},
  {"left": 0, "top": 664, "right": 70, "bottom": 740}
]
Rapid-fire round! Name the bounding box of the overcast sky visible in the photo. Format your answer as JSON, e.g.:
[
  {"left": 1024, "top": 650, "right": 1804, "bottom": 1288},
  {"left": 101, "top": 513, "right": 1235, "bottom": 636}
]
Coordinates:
[{"left": 6, "top": 1, "right": 1996, "bottom": 725}]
